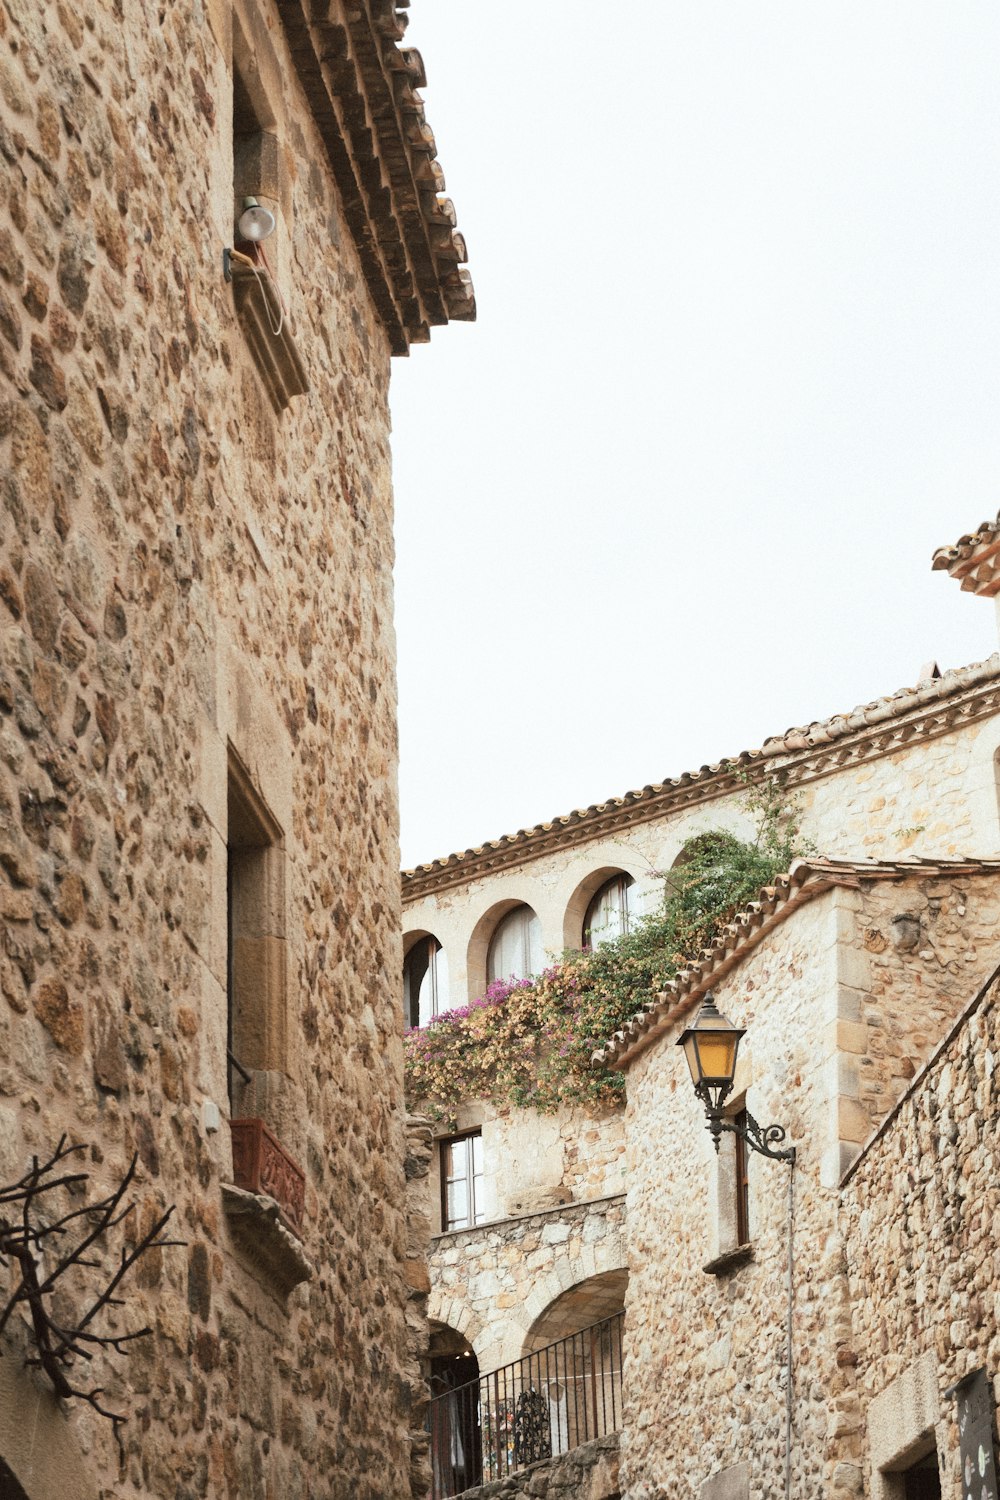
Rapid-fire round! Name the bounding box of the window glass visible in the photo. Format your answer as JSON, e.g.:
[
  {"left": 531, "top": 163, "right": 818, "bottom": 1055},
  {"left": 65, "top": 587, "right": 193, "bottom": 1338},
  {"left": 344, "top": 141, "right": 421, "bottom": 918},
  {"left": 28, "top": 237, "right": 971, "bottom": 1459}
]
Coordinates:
[
  {"left": 404, "top": 936, "right": 449, "bottom": 1028},
  {"left": 486, "top": 905, "right": 542, "bottom": 982},
  {"left": 583, "top": 874, "right": 635, "bottom": 949},
  {"left": 441, "top": 1132, "right": 485, "bottom": 1231}
]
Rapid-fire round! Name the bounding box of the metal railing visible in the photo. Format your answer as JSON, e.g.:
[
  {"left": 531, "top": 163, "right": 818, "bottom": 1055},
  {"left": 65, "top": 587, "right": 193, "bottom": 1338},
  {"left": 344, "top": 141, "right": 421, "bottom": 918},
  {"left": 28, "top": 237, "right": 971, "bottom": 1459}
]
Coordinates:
[{"left": 428, "top": 1311, "right": 624, "bottom": 1500}]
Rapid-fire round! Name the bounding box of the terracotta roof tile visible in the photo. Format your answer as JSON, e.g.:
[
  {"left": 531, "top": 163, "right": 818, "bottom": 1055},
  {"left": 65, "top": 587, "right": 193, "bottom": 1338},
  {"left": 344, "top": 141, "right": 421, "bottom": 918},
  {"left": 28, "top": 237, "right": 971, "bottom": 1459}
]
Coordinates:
[
  {"left": 594, "top": 856, "right": 1000, "bottom": 1071},
  {"left": 932, "top": 513, "right": 1000, "bottom": 597},
  {"left": 402, "top": 656, "right": 1000, "bottom": 898}
]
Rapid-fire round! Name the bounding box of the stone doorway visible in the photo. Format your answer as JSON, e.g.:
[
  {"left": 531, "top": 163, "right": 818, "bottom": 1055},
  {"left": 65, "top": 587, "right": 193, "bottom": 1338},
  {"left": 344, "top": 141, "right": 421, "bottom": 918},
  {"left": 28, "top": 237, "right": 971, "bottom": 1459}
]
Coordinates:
[
  {"left": 0, "top": 1457, "right": 30, "bottom": 1500},
  {"left": 430, "top": 1322, "right": 483, "bottom": 1496},
  {"left": 898, "top": 1451, "right": 941, "bottom": 1500}
]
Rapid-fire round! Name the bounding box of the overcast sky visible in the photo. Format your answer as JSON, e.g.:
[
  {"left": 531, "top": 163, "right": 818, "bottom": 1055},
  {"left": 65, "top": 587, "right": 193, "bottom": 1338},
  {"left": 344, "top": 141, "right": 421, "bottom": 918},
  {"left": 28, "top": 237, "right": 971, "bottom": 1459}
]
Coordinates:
[{"left": 389, "top": 3, "right": 1000, "bottom": 871}]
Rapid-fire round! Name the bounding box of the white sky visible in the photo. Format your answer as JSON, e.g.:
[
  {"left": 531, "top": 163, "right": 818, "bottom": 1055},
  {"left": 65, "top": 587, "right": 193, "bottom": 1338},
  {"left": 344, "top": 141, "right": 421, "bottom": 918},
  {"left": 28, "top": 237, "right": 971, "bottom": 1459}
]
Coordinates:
[{"left": 390, "top": 3, "right": 1000, "bottom": 871}]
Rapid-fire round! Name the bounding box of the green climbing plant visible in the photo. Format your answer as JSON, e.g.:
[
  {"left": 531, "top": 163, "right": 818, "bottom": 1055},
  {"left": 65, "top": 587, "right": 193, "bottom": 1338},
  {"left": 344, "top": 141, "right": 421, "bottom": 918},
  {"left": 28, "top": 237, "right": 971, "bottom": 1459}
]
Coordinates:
[{"left": 404, "top": 776, "right": 806, "bottom": 1118}]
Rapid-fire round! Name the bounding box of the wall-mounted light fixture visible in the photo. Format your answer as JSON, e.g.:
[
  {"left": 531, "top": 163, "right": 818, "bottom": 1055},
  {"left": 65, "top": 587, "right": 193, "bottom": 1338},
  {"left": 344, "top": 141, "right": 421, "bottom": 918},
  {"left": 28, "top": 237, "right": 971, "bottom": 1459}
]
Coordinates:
[
  {"left": 677, "top": 993, "right": 796, "bottom": 1164},
  {"left": 237, "top": 196, "right": 276, "bottom": 242}
]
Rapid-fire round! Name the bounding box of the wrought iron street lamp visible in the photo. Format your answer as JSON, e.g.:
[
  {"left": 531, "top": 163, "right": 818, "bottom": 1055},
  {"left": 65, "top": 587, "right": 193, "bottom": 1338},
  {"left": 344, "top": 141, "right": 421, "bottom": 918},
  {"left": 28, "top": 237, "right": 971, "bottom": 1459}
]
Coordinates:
[{"left": 677, "top": 993, "right": 796, "bottom": 1164}]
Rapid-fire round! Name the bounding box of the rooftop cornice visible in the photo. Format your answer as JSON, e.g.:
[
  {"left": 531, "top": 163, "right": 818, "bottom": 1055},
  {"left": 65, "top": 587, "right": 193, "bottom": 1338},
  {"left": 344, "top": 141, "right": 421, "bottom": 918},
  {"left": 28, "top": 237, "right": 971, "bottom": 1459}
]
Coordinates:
[
  {"left": 402, "top": 656, "right": 1000, "bottom": 902},
  {"left": 932, "top": 512, "right": 1000, "bottom": 597},
  {"left": 278, "top": 0, "right": 474, "bottom": 354},
  {"left": 595, "top": 856, "right": 1000, "bottom": 1072}
]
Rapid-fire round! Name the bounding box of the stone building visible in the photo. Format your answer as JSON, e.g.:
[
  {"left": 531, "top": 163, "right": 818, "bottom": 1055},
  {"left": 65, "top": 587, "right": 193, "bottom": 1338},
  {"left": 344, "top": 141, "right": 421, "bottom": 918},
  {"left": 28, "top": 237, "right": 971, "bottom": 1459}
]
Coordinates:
[
  {"left": 405, "top": 532, "right": 1000, "bottom": 1500},
  {"left": 0, "top": 0, "right": 471, "bottom": 1497},
  {"left": 840, "top": 945, "right": 1000, "bottom": 1500},
  {"left": 405, "top": 524, "right": 1000, "bottom": 1498},
  {"left": 597, "top": 854, "right": 1000, "bottom": 1500},
  {"left": 405, "top": 663, "right": 1000, "bottom": 1319}
]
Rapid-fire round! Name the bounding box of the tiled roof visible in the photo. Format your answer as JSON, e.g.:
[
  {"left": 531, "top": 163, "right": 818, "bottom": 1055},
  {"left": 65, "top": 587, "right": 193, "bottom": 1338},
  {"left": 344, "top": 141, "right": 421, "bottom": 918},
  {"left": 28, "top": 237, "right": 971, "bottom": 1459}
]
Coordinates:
[
  {"left": 280, "top": 0, "right": 474, "bottom": 353},
  {"left": 402, "top": 656, "right": 1000, "bottom": 900},
  {"left": 932, "top": 513, "right": 1000, "bottom": 597},
  {"left": 594, "top": 856, "right": 1000, "bottom": 1071}
]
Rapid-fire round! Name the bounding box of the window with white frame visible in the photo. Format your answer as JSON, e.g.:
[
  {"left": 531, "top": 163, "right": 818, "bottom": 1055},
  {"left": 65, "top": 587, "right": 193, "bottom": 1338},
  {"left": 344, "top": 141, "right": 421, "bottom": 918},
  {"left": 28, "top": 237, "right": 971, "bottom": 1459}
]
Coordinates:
[
  {"left": 404, "top": 935, "right": 449, "bottom": 1029},
  {"left": 440, "top": 1132, "right": 485, "bottom": 1231},
  {"left": 486, "top": 904, "right": 542, "bottom": 983}
]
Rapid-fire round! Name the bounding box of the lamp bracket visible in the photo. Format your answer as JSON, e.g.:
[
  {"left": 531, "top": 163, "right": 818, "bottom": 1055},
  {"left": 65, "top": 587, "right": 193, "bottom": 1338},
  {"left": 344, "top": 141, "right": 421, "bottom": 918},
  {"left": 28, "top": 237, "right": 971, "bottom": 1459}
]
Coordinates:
[{"left": 708, "top": 1104, "right": 796, "bottom": 1164}]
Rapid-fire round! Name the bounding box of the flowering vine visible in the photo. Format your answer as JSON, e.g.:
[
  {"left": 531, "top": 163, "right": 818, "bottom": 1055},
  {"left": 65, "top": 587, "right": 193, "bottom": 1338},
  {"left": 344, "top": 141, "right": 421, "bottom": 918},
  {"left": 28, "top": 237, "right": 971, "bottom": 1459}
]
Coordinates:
[{"left": 404, "top": 781, "right": 804, "bottom": 1118}]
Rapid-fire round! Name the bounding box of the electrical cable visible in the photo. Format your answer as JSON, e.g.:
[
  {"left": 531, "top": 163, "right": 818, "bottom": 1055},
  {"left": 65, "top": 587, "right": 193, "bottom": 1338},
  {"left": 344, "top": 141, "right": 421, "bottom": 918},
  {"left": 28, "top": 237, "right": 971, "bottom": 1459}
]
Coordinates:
[
  {"left": 785, "top": 1159, "right": 796, "bottom": 1500},
  {"left": 229, "top": 247, "right": 285, "bottom": 338}
]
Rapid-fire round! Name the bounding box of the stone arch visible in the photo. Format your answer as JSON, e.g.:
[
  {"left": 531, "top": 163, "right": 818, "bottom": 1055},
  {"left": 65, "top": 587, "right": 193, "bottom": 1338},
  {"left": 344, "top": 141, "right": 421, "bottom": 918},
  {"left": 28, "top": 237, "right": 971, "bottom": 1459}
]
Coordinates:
[
  {"left": 466, "top": 898, "right": 538, "bottom": 1001},
  {"left": 515, "top": 1225, "right": 627, "bottom": 1356},
  {"left": 402, "top": 927, "right": 450, "bottom": 1028},
  {"left": 563, "top": 864, "right": 646, "bottom": 952},
  {"left": 427, "top": 1287, "right": 487, "bottom": 1363},
  {"left": 522, "top": 1268, "right": 628, "bottom": 1354},
  {"left": 402, "top": 925, "right": 433, "bottom": 957}
]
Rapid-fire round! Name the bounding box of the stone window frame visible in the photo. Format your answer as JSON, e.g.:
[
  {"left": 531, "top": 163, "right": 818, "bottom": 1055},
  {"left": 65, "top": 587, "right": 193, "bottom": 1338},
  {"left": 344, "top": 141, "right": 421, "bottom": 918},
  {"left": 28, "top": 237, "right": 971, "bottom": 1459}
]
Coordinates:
[
  {"left": 227, "top": 745, "right": 288, "bottom": 1112},
  {"left": 403, "top": 931, "right": 449, "bottom": 1030},
  {"left": 485, "top": 904, "right": 543, "bottom": 985},
  {"left": 231, "top": 9, "right": 291, "bottom": 268},
  {"left": 227, "top": 5, "right": 308, "bottom": 411},
  {"left": 582, "top": 872, "right": 637, "bottom": 951},
  {"left": 703, "top": 1092, "right": 755, "bottom": 1277}
]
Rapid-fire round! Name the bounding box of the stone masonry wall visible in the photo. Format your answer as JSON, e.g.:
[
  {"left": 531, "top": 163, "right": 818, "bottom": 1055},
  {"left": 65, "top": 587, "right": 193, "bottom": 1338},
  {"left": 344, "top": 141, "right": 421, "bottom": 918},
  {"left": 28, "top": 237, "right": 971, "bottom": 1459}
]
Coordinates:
[
  {"left": 404, "top": 1115, "right": 435, "bottom": 1499},
  {"left": 840, "top": 975, "right": 1000, "bottom": 1499},
  {"left": 0, "top": 0, "right": 422, "bottom": 1495},
  {"left": 840, "top": 872, "right": 1000, "bottom": 1138},
  {"left": 620, "top": 899, "right": 836, "bottom": 1500},
  {"left": 429, "top": 1194, "right": 626, "bottom": 1375},
  {"left": 617, "top": 873, "right": 1000, "bottom": 1500},
  {"left": 451, "top": 1434, "right": 620, "bottom": 1500},
  {"left": 428, "top": 1101, "right": 626, "bottom": 1233}
]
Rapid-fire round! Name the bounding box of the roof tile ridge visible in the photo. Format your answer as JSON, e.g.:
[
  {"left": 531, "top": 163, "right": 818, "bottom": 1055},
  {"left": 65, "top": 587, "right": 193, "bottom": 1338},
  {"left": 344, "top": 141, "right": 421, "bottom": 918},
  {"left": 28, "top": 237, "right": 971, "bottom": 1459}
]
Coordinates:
[
  {"left": 932, "top": 511, "right": 1000, "bottom": 569},
  {"left": 401, "top": 655, "right": 1000, "bottom": 880}
]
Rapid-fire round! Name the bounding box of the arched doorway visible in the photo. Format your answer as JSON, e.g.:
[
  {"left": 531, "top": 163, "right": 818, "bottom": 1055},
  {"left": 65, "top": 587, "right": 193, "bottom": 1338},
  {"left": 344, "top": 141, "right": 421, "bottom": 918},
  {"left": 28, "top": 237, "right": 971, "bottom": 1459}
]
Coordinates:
[
  {"left": 429, "top": 1322, "right": 482, "bottom": 1498},
  {"left": 520, "top": 1270, "right": 627, "bottom": 1459},
  {"left": 523, "top": 1268, "right": 627, "bottom": 1353}
]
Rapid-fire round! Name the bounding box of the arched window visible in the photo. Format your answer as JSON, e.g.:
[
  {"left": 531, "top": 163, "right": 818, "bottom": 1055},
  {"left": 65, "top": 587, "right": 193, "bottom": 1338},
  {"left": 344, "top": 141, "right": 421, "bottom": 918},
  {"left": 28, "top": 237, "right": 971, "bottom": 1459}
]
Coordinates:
[
  {"left": 487, "top": 904, "right": 542, "bottom": 983},
  {"left": 583, "top": 873, "right": 636, "bottom": 949},
  {"left": 404, "top": 936, "right": 449, "bottom": 1028}
]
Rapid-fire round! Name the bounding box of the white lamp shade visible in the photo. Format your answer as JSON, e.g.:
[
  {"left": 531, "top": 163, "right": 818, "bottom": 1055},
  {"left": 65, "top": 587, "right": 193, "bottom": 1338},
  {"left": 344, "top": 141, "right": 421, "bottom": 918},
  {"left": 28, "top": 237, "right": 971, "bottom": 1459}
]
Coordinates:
[{"left": 238, "top": 198, "right": 276, "bottom": 242}]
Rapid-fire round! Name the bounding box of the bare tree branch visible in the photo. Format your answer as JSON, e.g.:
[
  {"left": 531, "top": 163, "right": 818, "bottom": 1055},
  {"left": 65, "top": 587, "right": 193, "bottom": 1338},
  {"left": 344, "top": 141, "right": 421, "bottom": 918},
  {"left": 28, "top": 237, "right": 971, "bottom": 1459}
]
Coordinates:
[{"left": 0, "top": 1143, "right": 182, "bottom": 1427}]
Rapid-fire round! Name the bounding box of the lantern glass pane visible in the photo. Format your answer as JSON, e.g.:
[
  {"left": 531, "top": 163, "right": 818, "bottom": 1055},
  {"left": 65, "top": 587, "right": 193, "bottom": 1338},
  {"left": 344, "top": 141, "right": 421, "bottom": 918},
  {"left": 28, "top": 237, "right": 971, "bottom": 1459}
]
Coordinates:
[
  {"left": 694, "top": 1032, "right": 738, "bottom": 1083},
  {"left": 681, "top": 1032, "right": 703, "bottom": 1085}
]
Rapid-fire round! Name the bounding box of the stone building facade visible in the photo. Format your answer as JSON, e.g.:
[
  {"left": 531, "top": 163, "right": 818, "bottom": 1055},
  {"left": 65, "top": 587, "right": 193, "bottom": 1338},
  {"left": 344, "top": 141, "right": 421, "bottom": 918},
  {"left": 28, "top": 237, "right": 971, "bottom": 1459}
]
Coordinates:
[
  {"left": 0, "top": 0, "right": 471, "bottom": 1496},
  {"left": 405, "top": 650, "right": 1000, "bottom": 1402},
  {"left": 840, "top": 963, "right": 1000, "bottom": 1500},
  {"left": 407, "top": 528, "right": 1000, "bottom": 1497},
  {"left": 599, "top": 857, "right": 1000, "bottom": 1500}
]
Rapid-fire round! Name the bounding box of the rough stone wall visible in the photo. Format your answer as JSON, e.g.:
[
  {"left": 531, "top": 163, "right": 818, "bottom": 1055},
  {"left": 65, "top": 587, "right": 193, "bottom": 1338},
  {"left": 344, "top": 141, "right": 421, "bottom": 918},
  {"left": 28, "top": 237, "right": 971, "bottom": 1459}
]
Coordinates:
[
  {"left": 620, "top": 899, "right": 836, "bottom": 1500},
  {"left": 838, "top": 873, "right": 1000, "bottom": 1139},
  {"left": 617, "top": 870, "right": 1000, "bottom": 1500},
  {"left": 0, "top": 0, "right": 422, "bottom": 1495},
  {"left": 429, "top": 1194, "right": 626, "bottom": 1374},
  {"left": 617, "top": 875, "right": 1000, "bottom": 1500},
  {"left": 450, "top": 1434, "right": 620, "bottom": 1500},
  {"left": 840, "top": 976, "right": 1000, "bottom": 1499},
  {"left": 404, "top": 1116, "right": 435, "bottom": 1499}
]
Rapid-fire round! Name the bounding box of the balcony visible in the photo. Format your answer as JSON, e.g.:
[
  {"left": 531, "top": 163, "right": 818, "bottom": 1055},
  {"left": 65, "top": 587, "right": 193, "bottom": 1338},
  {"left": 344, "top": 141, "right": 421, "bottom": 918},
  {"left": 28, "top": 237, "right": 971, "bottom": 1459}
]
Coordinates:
[{"left": 428, "top": 1311, "right": 624, "bottom": 1500}]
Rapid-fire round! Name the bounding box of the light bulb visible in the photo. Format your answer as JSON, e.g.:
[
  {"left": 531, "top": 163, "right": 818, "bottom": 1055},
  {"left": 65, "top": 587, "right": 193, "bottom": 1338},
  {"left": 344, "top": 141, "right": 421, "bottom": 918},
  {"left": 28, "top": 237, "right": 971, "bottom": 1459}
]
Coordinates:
[{"left": 238, "top": 197, "right": 276, "bottom": 242}]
